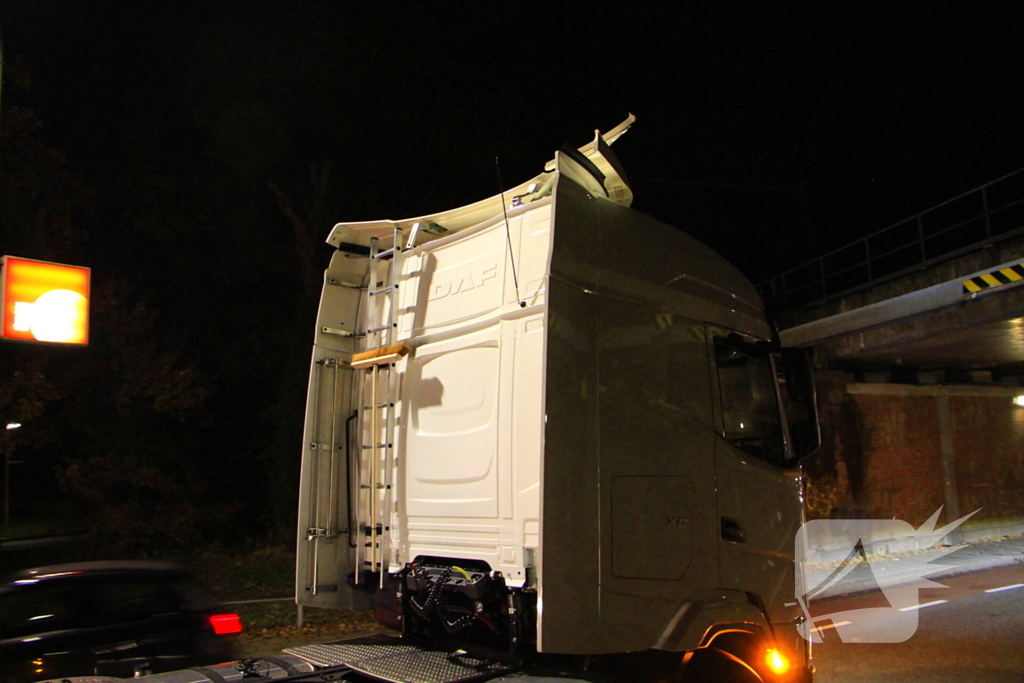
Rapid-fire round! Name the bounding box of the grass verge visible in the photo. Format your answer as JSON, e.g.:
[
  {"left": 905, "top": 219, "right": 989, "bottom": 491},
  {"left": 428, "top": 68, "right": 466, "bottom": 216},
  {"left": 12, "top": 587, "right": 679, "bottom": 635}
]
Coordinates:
[{"left": 185, "top": 544, "right": 385, "bottom": 657}]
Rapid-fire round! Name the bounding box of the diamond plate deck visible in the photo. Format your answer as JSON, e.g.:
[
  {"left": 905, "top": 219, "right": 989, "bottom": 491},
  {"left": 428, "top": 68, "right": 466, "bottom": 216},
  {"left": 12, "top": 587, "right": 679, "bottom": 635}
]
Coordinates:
[
  {"left": 350, "top": 649, "right": 512, "bottom": 683},
  {"left": 284, "top": 634, "right": 513, "bottom": 683},
  {"left": 284, "top": 633, "right": 418, "bottom": 667}
]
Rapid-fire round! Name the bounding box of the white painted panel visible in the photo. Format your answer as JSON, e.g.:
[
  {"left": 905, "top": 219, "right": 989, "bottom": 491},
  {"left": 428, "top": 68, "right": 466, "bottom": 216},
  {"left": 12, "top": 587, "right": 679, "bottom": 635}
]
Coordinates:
[
  {"left": 515, "top": 314, "right": 545, "bottom": 549},
  {"left": 407, "top": 543, "right": 501, "bottom": 568},
  {"left": 410, "top": 225, "right": 506, "bottom": 334},
  {"left": 405, "top": 325, "right": 501, "bottom": 518},
  {"left": 519, "top": 213, "right": 552, "bottom": 299},
  {"left": 406, "top": 523, "right": 500, "bottom": 534},
  {"left": 391, "top": 203, "right": 552, "bottom": 578},
  {"left": 405, "top": 517, "right": 507, "bottom": 569}
]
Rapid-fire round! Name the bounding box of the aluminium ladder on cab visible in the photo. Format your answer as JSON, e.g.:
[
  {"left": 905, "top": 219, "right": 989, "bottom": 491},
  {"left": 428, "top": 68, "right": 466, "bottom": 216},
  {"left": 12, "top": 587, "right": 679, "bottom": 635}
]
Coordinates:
[
  {"left": 304, "top": 353, "right": 346, "bottom": 596},
  {"left": 352, "top": 226, "right": 407, "bottom": 588}
]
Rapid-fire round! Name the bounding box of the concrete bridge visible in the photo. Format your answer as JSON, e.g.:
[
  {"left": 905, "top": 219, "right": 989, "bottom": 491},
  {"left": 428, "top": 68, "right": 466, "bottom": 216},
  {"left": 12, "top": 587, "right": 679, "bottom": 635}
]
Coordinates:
[{"left": 762, "top": 167, "right": 1024, "bottom": 546}]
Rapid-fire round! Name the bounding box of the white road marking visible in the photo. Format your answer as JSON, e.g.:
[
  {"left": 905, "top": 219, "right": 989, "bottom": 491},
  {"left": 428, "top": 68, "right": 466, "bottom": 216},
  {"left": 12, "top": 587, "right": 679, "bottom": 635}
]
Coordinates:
[
  {"left": 984, "top": 583, "right": 1024, "bottom": 593},
  {"left": 812, "top": 620, "right": 852, "bottom": 634},
  {"left": 898, "top": 600, "right": 949, "bottom": 612}
]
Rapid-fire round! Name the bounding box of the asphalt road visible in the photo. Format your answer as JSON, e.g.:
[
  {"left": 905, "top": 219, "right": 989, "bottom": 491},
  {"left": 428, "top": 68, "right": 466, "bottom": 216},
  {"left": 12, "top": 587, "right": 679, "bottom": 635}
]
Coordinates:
[{"left": 811, "top": 564, "right": 1024, "bottom": 682}]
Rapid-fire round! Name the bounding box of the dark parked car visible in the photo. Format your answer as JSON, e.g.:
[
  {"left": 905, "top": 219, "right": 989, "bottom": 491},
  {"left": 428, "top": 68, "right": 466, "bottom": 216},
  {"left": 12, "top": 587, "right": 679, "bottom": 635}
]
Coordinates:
[{"left": 0, "top": 561, "right": 241, "bottom": 682}]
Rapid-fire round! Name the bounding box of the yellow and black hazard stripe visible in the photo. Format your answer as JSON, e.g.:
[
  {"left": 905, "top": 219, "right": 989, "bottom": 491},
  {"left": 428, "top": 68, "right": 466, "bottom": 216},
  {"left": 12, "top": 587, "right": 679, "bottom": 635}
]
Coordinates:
[{"left": 963, "top": 262, "right": 1024, "bottom": 294}]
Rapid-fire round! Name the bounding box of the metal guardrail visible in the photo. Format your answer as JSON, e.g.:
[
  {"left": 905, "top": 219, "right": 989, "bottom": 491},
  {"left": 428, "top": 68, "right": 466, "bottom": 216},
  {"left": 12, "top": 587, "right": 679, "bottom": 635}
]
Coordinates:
[
  {"left": 221, "top": 597, "right": 294, "bottom": 605},
  {"left": 221, "top": 596, "right": 308, "bottom": 628},
  {"left": 759, "top": 166, "right": 1024, "bottom": 309}
]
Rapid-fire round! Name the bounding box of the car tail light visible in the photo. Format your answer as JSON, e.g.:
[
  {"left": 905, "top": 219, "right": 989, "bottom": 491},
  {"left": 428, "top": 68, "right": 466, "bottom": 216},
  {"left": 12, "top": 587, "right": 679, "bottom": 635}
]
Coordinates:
[{"left": 208, "top": 613, "right": 243, "bottom": 635}]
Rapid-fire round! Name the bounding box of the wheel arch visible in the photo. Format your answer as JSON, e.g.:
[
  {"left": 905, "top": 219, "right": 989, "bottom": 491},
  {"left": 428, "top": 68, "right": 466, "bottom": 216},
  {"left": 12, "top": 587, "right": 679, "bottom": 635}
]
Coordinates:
[{"left": 652, "top": 594, "right": 774, "bottom": 653}]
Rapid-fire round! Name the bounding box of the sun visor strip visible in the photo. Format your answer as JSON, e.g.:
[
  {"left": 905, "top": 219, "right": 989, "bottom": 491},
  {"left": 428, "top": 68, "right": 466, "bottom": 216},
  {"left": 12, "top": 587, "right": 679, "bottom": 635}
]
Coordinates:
[
  {"left": 591, "top": 133, "right": 633, "bottom": 206},
  {"left": 559, "top": 144, "right": 607, "bottom": 191}
]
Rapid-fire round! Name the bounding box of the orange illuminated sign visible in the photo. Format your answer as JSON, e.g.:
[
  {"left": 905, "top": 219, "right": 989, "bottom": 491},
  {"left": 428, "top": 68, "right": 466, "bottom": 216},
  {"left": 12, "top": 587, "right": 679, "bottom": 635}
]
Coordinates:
[{"left": 1, "top": 256, "right": 90, "bottom": 345}]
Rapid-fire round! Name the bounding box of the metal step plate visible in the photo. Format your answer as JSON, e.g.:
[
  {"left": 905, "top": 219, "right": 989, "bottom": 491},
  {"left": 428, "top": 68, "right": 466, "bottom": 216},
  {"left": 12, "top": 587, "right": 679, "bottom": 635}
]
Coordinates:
[
  {"left": 284, "top": 634, "right": 513, "bottom": 683},
  {"left": 284, "top": 633, "right": 418, "bottom": 667},
  {"left": 350, "top": 649, "right": 512, "bottom": 683}
]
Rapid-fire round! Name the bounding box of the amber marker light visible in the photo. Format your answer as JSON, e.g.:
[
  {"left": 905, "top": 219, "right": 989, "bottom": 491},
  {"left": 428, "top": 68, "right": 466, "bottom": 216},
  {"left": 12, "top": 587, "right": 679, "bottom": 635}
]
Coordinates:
[
  {"left": 1, "top": 256, "right": 90, "bottom": 345},
  {"left": 766, "top": 648, "right": 790, "bottom": 675}
]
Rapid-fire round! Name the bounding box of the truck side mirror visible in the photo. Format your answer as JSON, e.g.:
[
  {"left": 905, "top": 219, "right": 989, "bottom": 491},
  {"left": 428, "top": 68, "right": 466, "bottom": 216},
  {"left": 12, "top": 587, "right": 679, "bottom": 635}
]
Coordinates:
[{"left": 781, "top": 347, "right": 821, "bottom": 463}]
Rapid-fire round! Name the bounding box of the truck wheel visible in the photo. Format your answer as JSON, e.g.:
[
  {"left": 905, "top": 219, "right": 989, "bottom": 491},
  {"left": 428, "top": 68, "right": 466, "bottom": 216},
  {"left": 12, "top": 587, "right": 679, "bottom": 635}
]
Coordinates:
[{"left": 678, "top": 646, "right": 764, "bottom": 683}]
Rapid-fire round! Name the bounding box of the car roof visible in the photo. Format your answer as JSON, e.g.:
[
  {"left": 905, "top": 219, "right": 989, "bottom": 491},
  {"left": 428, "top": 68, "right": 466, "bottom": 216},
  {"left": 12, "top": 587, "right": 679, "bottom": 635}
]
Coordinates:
[{"left": 0, "top": 560, "right": 191, "bottom": 586}]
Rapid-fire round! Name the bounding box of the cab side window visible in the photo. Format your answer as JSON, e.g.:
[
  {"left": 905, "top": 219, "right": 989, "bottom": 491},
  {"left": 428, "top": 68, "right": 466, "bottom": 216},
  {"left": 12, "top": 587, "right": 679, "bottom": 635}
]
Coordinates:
[{"left": 713, "top": 334, "right": 786, "bottom": 466}]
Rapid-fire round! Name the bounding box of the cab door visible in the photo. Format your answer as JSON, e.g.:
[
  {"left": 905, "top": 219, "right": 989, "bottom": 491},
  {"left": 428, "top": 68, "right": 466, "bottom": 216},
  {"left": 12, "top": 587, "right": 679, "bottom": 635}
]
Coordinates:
[{"left": 707, "top": 327, "right": 803, "bottom": 625}]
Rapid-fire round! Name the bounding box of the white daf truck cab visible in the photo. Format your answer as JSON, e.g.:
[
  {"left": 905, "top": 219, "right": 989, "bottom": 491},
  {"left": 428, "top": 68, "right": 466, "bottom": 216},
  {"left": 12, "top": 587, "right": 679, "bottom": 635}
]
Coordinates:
[{"left": 292, "top": 115, "right": 820, "bottom": 683}]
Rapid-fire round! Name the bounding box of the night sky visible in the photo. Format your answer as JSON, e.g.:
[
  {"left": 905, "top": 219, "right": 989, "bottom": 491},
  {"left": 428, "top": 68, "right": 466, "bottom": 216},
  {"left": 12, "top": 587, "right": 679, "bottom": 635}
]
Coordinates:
[{"left": 1, "top": 2, "right": 1023, "bottom": 548}]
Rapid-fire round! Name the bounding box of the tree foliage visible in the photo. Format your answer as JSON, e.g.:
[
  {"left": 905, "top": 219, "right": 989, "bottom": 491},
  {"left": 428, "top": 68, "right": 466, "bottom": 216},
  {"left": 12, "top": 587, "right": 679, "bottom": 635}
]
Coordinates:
[{"left": 1, "top": 57, "right": 223, "bottom": 553}]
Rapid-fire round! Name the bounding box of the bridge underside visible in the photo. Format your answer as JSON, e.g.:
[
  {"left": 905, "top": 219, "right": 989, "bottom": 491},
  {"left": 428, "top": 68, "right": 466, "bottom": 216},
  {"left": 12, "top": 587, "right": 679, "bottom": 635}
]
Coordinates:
[
  {"left": 781, "top": 237, "right": 1024, "bottom": 378},
  {"left": 816, "top": 288, "right": 1024, "bottom": 374},
  {"left": 778, "top": 240, "right": 1024, "bottom": 539}
]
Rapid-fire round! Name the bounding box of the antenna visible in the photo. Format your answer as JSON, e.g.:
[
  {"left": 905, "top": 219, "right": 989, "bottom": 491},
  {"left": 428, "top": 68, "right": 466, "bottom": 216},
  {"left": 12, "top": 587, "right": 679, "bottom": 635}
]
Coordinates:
[{"left": 495, "top": 157, "right": 526, "bottom": 308}]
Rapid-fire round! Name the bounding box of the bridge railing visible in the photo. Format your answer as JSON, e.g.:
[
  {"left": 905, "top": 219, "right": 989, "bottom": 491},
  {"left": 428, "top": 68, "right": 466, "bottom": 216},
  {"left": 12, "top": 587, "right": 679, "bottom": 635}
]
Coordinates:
[{"left": 759, "top": 166, "right": 1024, "bottom": 309}]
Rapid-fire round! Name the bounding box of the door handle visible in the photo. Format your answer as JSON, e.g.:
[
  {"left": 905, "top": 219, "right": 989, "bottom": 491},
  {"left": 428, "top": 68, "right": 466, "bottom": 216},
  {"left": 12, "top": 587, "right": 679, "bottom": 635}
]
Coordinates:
[{"left": 721, "top": 516, "right": 746, "bottom": 543}]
